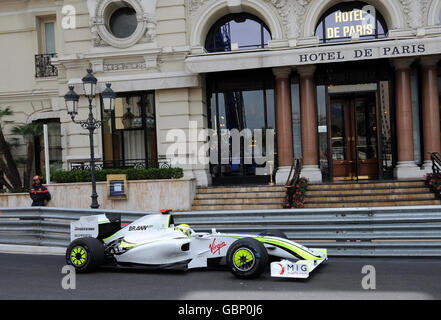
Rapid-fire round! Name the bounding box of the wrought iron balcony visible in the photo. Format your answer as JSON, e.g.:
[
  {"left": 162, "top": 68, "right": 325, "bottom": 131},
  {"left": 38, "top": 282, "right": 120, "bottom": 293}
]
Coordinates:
[
  {"left": 35, "top": 53, "right": 58, "bottom": 78},
  {"left": 69, "top": 158, "right": 172, "bottom": 171}
]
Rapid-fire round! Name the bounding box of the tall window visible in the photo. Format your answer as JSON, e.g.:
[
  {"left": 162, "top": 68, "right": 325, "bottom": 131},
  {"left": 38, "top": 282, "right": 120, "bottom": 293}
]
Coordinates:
[
  {"left": 44, "top": 22, "right": 56, "bottom": 54},
  {"left": 101, "top": 92, "right": 157, "bottom": 169},
  {"left": 38, "top": 16, "right": 56, "bottom": 54},
  {"left": 36, "top": 16, "right": 57, "bottom": 78},
  {"left": 205, "top": 13, "right": 271, "bottom": 53},
  {"left": 315, "top": 1, "right": 388, "bottom": 43}
]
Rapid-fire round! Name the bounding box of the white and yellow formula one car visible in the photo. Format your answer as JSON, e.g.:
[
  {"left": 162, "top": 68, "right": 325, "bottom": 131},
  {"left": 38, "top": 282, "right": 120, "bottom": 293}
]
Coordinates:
[{"left": 66, "top": 210, "right": 327, "bottom": 279}]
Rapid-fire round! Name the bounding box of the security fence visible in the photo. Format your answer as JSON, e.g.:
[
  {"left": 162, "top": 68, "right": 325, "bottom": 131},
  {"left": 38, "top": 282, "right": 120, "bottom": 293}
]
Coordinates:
[{"left": 1, "top": 206, "right": 441, "bottom": 257}]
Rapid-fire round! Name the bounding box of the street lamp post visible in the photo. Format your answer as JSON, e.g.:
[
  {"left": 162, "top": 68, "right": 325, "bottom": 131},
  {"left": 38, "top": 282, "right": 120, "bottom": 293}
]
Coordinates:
[{"left": 64, "top": 69, "right": 115, "bottom": 209}]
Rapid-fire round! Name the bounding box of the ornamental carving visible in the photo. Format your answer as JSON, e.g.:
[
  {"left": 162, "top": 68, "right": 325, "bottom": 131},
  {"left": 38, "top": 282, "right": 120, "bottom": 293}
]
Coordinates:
[
  {"left": 89, "top": 0, "right": 157, "bottom": 48},
  {"left": 103, "top": 62, "right": 147, "bottom": 72},
  {"left": 264, "top": 0, "right": 311, "bottom": 38},
  {"left": 189, "top": 0, "right": 208, "bottom": 13},
  {"left": 400, "top": 0, "right": 429, "bottom": 29}
]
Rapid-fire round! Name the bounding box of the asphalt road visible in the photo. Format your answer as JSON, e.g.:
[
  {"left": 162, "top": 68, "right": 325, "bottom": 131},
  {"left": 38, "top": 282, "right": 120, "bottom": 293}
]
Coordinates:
[{"left": 0, "top": 253, "right": 440, "bottom": 301}]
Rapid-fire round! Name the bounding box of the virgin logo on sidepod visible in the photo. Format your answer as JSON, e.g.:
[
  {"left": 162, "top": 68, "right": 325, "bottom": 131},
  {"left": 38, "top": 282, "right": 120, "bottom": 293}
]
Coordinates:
[
  {"left": 209, "top": 238, "right": 227, "bottom": 255},
  {"left": 277, "top": 263, "right": 285, "bottom": 275}
]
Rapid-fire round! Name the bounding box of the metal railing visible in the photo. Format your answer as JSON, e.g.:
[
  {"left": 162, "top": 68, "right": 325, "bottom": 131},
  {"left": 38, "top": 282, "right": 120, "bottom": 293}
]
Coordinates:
[
  {"left": 1, "top": 206, "right": 441, "bottom": 256},
  {"left": 431, "top": 152, "right": 441, "bottom": 175},
  {"left": 35, "top": 53, "right": 58, "bottom": 78},
  {"left": 69, "top": 158, "right": 171, "bottom": 171},
  {"left": 285, "top": 158, "right": 302, "bottom": 187}
]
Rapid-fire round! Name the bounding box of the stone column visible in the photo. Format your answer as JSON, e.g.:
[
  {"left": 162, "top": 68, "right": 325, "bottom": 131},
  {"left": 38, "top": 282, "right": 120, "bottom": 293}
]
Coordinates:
[
  {"left": 393, "top": 58, "right": 422, "bottom": 179},
  {"left": 298, "top": 65, "right": 322, "bottom": 183},
  {"left": 273, "top": 67, "right": 294, "bottom": 185},
  {"left": 421, "top": 56, "right": 441, "bottom": 172}
]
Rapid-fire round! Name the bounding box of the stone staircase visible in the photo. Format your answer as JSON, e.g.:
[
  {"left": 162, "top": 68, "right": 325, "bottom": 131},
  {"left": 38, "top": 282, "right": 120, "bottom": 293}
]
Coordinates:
[
  {"left": 304, "top": 180, "right": 440, "bottom": 208},
  {"left": 191, "top": 180, "right": 440, "bottom": 211},
  {"left": 191, "top": 185, "right": 286, "bottom": 211}
]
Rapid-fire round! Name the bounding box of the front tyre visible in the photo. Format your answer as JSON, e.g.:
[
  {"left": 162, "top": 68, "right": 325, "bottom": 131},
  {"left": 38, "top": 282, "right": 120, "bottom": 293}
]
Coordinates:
[
  {"left": 66, "top": 237, "right": 104, "bottom": 273},
  {"left": 226, "top": 238, "right": 268, "bottom": 279}
]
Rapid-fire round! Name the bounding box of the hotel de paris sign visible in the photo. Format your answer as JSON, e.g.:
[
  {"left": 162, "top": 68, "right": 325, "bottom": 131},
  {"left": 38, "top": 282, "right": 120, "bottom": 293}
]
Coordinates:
[
  {"left": 186, "top": 37, "right": 440, "bottom": 74},
  {"left": 297, "top": 43, "right": 427, "bottom": 64}
]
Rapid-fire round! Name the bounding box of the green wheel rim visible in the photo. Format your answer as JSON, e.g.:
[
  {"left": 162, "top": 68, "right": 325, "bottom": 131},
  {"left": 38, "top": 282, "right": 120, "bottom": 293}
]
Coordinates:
[
  {"left": 233, "top": 248, "right": 255, "bottom": 272},
  {"left": 70, "top": 246, "right": 87, "bottom": 266}
]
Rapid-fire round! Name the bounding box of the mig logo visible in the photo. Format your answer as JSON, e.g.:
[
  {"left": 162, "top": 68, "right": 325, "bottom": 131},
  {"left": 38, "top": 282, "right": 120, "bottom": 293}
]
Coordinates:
[{"left": 209, "top": 238, "right": 227, "bottom": 255}]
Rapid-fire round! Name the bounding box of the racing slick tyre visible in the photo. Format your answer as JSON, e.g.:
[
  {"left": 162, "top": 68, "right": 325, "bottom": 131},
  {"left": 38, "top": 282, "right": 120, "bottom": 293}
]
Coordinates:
[
  {"left": 259, "top": 230, "right": 288, "bottom": 239},
  {"left": 226, "top": 238, "right": 268, "bottom": 279},
  {"left": 66, "top": 237, "right": 104, "bottom": 273}
]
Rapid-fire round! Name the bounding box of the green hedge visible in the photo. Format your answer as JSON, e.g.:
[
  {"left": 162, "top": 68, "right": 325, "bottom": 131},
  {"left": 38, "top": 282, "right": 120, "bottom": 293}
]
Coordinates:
[{"left": 50, "top": 167, "right": 184, "bottom": 183}]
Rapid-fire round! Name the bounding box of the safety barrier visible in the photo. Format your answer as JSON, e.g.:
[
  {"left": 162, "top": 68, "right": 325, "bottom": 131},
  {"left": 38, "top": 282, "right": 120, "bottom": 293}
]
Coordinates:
[{"left": 1, "top": 206, "right": 441, "bottom": 256}]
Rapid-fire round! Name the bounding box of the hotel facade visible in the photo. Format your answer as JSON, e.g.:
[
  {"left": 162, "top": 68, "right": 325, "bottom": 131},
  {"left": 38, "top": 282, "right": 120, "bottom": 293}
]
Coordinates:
[{"left": 2, "top": 0, "right": 441, "bottom": 188}]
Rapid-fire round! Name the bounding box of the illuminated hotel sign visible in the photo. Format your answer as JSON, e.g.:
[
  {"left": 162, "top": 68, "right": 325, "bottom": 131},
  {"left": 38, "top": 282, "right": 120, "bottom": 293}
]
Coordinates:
[
  {"left": 326, "top": 7, "right": 375, "bottom": 39},
  {"left": 316, "top": 3, "right": 387, "bottom": 43}
]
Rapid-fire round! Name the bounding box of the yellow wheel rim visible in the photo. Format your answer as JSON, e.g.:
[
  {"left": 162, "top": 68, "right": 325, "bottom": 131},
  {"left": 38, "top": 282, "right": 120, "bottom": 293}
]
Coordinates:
[
  {"left": 70, "top": 246, "right": 87, "bottom": 266},
  {"left": 233, "top": 248, "right": 255, "bottom": 271}
]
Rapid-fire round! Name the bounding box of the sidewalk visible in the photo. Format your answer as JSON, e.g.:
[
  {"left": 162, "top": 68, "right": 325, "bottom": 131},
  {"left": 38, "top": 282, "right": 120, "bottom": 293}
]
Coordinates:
[{"left": 0, "top": 244, "right": 65, "bottom": 256}]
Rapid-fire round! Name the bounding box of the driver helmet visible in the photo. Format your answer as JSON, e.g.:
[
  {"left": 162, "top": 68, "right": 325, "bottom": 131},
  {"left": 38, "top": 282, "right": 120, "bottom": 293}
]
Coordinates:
[
  {"left": 175, "top": 224, "right": 192, "bottom": 237},
  {"left": 33, "top": 175, "right": 41, "bottom": 183}
]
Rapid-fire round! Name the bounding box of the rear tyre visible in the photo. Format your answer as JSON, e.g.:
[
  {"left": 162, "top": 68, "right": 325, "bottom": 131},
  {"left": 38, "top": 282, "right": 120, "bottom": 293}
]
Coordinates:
[
  {"left": 66, "top": 237, "right": 104, "bottom": 273},
  {"left": 226, "top": 238, "right": 268, "bottom": 279},
  {"left": 259, "top": 229, "right": 288, "bottom": 239}
]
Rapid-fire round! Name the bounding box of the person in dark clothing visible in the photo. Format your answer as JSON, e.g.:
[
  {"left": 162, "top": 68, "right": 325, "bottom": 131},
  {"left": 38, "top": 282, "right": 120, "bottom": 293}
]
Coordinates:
[{"left": 29, "top": 175, "right": 51, "bottom": 206}]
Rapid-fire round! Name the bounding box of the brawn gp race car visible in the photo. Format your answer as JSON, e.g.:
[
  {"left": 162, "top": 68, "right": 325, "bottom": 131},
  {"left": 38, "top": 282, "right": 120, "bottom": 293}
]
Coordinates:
[{"left": 66, "top": 210, "right": 327, "bottom": 279}]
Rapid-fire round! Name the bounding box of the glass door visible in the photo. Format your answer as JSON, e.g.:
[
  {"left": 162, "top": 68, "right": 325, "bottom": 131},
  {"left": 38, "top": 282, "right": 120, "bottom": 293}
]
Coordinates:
[
  {"left": 355, "top": 95, "right": 379, "bottom": 179},
  {"left": 330, "top": 99, "right": 356, "bottom": 180},
  {"left": 330, "top": 92, "right": 379, "bottom": 181}
]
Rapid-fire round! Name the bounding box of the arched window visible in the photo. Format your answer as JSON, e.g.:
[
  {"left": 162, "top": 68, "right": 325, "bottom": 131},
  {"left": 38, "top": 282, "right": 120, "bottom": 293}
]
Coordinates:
[
  {"left": 205, "top": 13, "right": 272, "bottom": 53},
  {"left": 315, "top": 1, "right": 388, "bottom": 43}
]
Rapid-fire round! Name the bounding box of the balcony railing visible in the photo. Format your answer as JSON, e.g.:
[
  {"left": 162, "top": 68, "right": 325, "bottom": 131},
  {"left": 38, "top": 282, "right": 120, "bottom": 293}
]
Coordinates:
[
  {"left": 69, "top": 158, "right": 172, "bottom": 171},
  {"left": 35, "top": 53, "right": 58, "bottom": 78}
]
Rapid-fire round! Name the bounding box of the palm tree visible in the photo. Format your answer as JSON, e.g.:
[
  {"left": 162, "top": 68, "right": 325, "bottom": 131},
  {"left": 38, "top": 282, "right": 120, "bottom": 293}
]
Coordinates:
[{"left": 11, "top": 123, "right": 43, "bottom": 189}]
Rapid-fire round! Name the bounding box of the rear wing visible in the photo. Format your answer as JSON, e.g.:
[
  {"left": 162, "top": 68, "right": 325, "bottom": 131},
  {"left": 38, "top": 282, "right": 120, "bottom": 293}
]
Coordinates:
[{"left": 70, "top": 212, "right": 121, "bottom": 242}]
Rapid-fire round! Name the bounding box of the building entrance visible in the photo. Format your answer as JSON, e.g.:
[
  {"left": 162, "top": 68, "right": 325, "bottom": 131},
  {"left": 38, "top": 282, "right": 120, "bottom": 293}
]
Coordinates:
[
  {"left": 330, "top": 92, "right": 379, "bottom": 181},
  {"left": 207, "top": 69, "right": 276, "bottom": 186}
]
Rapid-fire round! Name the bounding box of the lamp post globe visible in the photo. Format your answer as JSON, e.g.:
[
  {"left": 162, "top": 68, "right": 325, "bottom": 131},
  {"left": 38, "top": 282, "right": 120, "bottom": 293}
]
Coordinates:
[
  {"left": 64, "top": 85, "right": 79, "bottom": 116},
  {"left": 82, "top": 68, "right": 98, "bottom": 98},
  {"left": 101, "top": 82, "right": 116, "bottom": 114}
]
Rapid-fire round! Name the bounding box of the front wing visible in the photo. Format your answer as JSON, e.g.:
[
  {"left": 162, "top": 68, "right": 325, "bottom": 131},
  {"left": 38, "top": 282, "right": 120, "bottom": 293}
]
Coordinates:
[{"left": 270, "top": 249, "right": 328, "bottom": 279}]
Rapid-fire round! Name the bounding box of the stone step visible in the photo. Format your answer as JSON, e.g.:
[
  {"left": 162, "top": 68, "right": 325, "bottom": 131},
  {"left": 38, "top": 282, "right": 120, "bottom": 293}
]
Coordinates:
[
  {"left": 192, "top": 204, "right": 284, "bottom": 211},
  {"left": 306, "top": 187, "right": 430, "bottom": 196},
  {"left": 196, "top": 186, "right": 286, "bottom": 194},
  {"left": 307, "top": 181, "right": 425, "bottom": 191},
  {"left": 305, "top": 199, "right": 441, "bottom": 208},
  {"left": 195, "top": 191, "right": 286, "bottom": 200},
  {"left": 305, "top": 192, "right": 436, "bottom": 203},
  {"left": 193, "top": 197, "right": 285, "bottom": 205}
]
